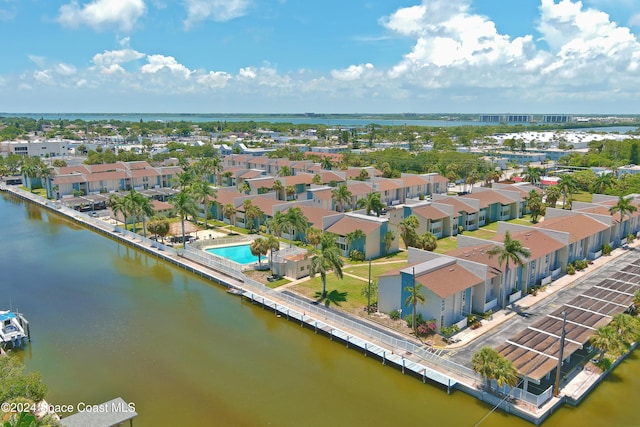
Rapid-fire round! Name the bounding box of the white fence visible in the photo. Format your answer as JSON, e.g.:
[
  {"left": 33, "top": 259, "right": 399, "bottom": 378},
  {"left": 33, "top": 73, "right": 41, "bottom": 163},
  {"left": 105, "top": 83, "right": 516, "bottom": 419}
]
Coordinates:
[{"left": 493, "top": 382, "right": 554, "bottom": 408}]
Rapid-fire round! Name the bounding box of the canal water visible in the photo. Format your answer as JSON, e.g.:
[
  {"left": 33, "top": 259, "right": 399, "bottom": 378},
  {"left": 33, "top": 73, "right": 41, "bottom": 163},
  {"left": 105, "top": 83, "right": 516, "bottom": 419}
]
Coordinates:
[{"left": 1, "top": 195, "right": 637, "bottom": 426}]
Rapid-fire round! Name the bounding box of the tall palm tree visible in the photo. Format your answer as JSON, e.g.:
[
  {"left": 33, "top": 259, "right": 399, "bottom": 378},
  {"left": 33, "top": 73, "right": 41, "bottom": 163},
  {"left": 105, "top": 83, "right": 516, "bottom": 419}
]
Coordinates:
[
  {"left": 557, "top": 175, "right": 578, "bottom": 209},
  {"left": 544, "top": 185, "right": 562, "bottom": 209},
  {"left": 609, "top": 196, "right": 638, "bottom": 240},
  {"left": 127, "top": 190, "right": 154, "bottom": 237},
  {"left": 310, "top": 233, "right": 344, "bottom": 298},
  {"left": 244, "top": 204, "right": 263, "bottom": 233},
  {"left": 265, "top": 235, "right": 280, "bottom": 271},
  {"left": 331, "top": 184, "right": 352, "bottom": 212},
  {"left": 277, "top": 207, "right": 309, "bottom": 247},
  {"left": 223, "top": 203, "right": 237, "bottom": 226},
  {"left": 487, "top": 231, "right": 531, "bottom": 307},
  {"left": 173, "top": 169, "right": 195, "bottom": 191},
  {"left": 191, "top": 180, "right": 217, "bottom": 228},
  {"left": 523, "top": 166, "right": 542, "bottom": 187},
  {"left": 171, "top": 190, "right": 198, "bottom": 246},
  {"left": 272, "top": 179, "right": 284, "bottom": 201},
  {"left": 306, "top": 227, "right": 323, "bottom": 248},
  {"left": 321, "top": 156, "right": 333, "bottom": 170},
  {"left": 285, "top": 185, "right": 296, "bottom": 201},
  {"left": 356, "top": 192, "right": 384, "bottom": 217},
  {"left": 250, "top": 238, "right": 269, "bottom": 267},
  {"left": 108, "top": 193, "right": 126, "bottom": 228},
  {"left": 592, "top": 173, "right": 614, "bottom": 194},
  {"left": 404, "top": 281, "right": 425, "bottom": 335}
]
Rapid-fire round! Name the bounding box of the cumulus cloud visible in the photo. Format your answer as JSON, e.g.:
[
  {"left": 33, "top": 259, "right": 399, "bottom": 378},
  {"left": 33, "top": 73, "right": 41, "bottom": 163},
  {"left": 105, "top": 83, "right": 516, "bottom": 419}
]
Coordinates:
[
  {"left": 183, "top": 0, "right": 251, "bottom": 29},
  {"left": 92, "top": 48, "right": 145, "bottom": 74},
  {"left": 331, "top": 63, "right": 374, "bottom": 81},
  {"left": 141, "top": 55, "right": 193, "bottom": 78},
  {"left": 57, "top": 0, "right": 146, "bottom": 32}
]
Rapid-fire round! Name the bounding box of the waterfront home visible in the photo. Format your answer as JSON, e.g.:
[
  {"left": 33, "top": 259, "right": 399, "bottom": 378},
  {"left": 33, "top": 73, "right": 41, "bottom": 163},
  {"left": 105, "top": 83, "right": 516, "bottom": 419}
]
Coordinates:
[
  {"left": 378, "top": 249, "right": 484, "bottom": 330},
  {"left": 459, "top": 188, "right": 520, "bottom": 225},
  {"left": 325, "top": 213, "right": 397, "bottom": 259},
  {"left": 535, "top": 210, "right": 610, "bottom": 263}
]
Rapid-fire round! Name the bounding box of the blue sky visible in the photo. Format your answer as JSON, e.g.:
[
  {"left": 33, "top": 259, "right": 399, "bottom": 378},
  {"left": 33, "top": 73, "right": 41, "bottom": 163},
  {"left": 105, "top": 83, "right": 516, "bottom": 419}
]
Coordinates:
[{"left": 1, "top": 0, "right": 640, "bottom": 114}]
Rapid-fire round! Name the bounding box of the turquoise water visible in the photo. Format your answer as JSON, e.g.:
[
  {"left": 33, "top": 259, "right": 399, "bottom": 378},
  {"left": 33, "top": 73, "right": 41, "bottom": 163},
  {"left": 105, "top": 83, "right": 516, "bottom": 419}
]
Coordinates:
[{"left": 206, "top": 244, "right": 258, "bottom": 264}]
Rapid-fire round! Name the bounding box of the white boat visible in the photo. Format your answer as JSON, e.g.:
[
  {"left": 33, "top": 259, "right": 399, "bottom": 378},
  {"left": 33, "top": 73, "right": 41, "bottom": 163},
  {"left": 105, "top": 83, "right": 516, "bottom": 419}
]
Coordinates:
[{"left": 0, "top": 310, "right": 27, "bottom": 347}]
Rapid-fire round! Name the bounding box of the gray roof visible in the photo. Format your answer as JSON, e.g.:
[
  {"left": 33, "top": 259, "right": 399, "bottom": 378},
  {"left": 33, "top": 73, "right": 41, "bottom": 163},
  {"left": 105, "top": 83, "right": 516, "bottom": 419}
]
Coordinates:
[{"left": 60, "top": 397, "right": 138, "bottom": 427}]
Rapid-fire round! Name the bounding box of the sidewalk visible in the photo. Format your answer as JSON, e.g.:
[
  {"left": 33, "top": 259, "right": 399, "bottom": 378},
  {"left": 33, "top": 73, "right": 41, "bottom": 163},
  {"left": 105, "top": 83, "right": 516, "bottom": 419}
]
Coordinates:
[{"left": 446, "top": 239, "right": 640, "bottom": 349}]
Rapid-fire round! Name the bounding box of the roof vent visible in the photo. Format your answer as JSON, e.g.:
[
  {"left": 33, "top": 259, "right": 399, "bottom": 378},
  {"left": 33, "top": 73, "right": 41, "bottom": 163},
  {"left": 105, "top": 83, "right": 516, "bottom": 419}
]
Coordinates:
[{"left": 449, "top": 268, "right": 455, "bottom": 272}]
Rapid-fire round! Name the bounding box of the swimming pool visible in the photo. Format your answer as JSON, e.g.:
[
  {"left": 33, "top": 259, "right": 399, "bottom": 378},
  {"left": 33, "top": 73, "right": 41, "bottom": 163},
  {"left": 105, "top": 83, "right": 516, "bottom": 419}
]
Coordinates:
[{"left": 205, "top": 244, "right": 258, "bottom": 265}]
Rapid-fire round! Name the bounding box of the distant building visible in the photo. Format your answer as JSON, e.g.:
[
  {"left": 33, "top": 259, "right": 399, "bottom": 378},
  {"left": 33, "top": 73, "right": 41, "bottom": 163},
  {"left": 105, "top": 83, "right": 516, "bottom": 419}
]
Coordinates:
[{"left": 542, "top": 115, "right": 573, "bottom": 124}]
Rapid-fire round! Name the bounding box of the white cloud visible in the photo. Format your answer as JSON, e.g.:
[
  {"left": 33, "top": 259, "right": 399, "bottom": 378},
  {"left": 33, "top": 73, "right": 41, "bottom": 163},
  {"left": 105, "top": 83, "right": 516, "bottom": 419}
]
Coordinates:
[
  {"left": 91, "top": 49, "right": 145, "bottom": 74},
  {"left": 141, "top": 55, "right": 193, "bottom": 79},
  {"left": 238, "top": 67, "right": 257, "bottom": 79},
  {"left": 183, "top": 0, "right": 251, "bottom": 29},
  {"left": 57, "top": 0, "right": 146, "bottom": 32},
  {"left": 196, "top": 71, "right": 232, "bottom": 88},
  {"left": 331, "top": 63, "right": 374, "bottom": 81}
]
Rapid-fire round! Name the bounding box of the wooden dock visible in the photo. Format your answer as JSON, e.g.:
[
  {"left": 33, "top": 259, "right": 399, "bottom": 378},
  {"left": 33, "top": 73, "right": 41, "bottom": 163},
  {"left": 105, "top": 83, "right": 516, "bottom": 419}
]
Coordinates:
[{"left": 243, "top": 290, "right": 458, "bottom": 392}]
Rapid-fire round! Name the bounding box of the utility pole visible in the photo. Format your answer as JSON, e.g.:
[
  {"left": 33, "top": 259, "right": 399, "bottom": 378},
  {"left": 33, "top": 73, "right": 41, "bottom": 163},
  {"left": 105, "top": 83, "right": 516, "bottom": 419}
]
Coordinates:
[
  {"left": 553, "top": 311, "right": 567, "bottom": 397},
  {"left": 367, "top": 259, "right": 372, "bottom": 315}
]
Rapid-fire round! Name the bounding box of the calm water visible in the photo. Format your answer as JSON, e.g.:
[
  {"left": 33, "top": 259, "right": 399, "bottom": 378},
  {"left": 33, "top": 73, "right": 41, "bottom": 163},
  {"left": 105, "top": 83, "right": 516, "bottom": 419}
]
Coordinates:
[
  {"left": 1, "top": 195, "right": 638, "bottom": 426},
  {"left": 206, "top": 244, "right": 258, "bottom": 265}
]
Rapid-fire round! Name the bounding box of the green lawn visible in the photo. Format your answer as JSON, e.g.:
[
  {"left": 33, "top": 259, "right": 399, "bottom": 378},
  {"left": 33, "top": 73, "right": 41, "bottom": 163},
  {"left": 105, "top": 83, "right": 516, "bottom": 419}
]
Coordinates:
[
  {"left": 344, "top": 262, "right": 406, "bottom": 279},
  {"left": 433, "top": 237, "right": 458, "bottom": 254},
  {"left": 461, "top": 228, "right": 496, "bottom": 240},
  {"left": 571, "top": 191, "right": 592, "bottom": 204},
  {"left": 290, "top": 275, "right": 369, "bottom": 313},
  {"left": 265, "top": 277, "right": 291, "bottom": 289}
]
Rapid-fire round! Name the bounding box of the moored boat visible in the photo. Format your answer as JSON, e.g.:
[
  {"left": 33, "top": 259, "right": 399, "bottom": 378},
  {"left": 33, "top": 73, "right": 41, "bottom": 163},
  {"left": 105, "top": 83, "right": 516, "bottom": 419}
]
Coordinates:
[{"left": 0, "top": 310, "right": 28, "bottom": 348}]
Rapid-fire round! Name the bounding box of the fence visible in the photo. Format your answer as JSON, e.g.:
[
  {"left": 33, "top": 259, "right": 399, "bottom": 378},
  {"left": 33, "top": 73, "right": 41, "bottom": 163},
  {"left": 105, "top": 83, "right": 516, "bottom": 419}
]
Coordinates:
[
  {"left": 494, "top": 382, "right": 554, "bottom": 408},
  {"left": 190, "top": 235, "right": 255, "bottom": 250},
  {"left": 182, "top": 245, "right": 247, "bottom": 278}
]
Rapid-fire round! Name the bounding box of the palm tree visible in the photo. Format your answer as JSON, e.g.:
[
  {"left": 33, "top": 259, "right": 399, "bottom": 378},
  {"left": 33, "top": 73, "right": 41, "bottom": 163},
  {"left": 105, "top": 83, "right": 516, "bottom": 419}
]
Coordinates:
[
  {"left": 223, "top": 203, "right": 237, "bottom": 226},
  {"left": 610, "top": 313, "right": 640, "bottom": 345},
  {"left": 310, "top": 233, "right": 344, "bottom": 298},
  {"left": 345, "top": 229, "right": 366, "bottom": 254},
  {"left": 173, "top": 170, "right": 195, "bottom": 191},
  {"left": 312, "top": 174, "right": 322, "bottom": 185},
  {"left": 265, "top": 235, "right": 280, "bottom": 271},
  {"left": 285, "top": 185, "right": 296, "bottom": 201},
  {"left": 244, "top": 204, "right": 263, "bottom": 233},
  {"left": 633, "top": 290, "right": 640, "bottom": 314},
  {"left": 383, "top": 230, "right": 396, "bottom": 255},
  {"left": 126, "top": 190, "right": 154, "bottom": 237},
  {"left": 321, "top": 156, "right": 333, "bottom": 170},
  {"left": 487, "top": 231, "right": 531, "bottom": 307},
  {"left": 250, "top": 238, "right": 269, "bottom": 267},
  {"left": 471, "top": 347, "right": 517, "bottom": 392},
  {"left": 609, "top": 196, "right": 638, "bottom": 240},
  {"left": 523, "top": 166, "right": 542, "bottom": 187},
  {"left": 171, "top": 190, "right": 198, "bottom": 246},
  {"left": 277, "top": 207, "right": 309, "bottom": 247},
  {"left": 278, "top": 165, "right": 291, "bottom": 177},
  {"left": 108, "top": 193, "right": 127, "bottom": 228},
  {"left": 591, "top": 325, "right": 624, "bottom": 362},
  {"left": 240, "top": 180, "right": 251, "bottom": 195},
  {"left": 331, "top": 184, "right": 352, "bottom": 212},
  {"left": 357, "top": 169, "right": 369, "bottom": 181},
  {"left": 494, "top": 356, "right": 519, "bottom": 388},
  {"left": 399, "top": 215, "right": 419, "bottom": 249},
  {"left": 557, "top": 175, "right": 578, "bottom": 209},
  {"left": 544, "top": 185, "right": 562, "bottom": 209},
  {"left": 404, "top": 281, "right": 425, "bottom": 335},
  {"left": 148, "top": 218, "right": 170, "bottom": 243},
  {"left": 191, "top": 180, "right": 217, "bottom": 228},
  {"left": 592, "top": 173, "right": 614, "bottom": 194},
  {"left": 272, "top": 179, "right": 284, "bottom": 201},
  {"left": 306, "top": 227, "right": 323, "bottom": 249},
  {"left": 356, "top": 192, "right": 384, "bottom": 217},
  {"left": 526, "top": 189, "right": 545, "bottom": 223}
]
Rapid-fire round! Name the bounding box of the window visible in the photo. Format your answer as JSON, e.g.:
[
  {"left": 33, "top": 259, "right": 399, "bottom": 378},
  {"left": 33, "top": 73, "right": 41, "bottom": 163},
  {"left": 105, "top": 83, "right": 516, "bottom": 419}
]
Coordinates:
[{"left": 441, "top": 299, "right": 445, "bottom": 311}]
